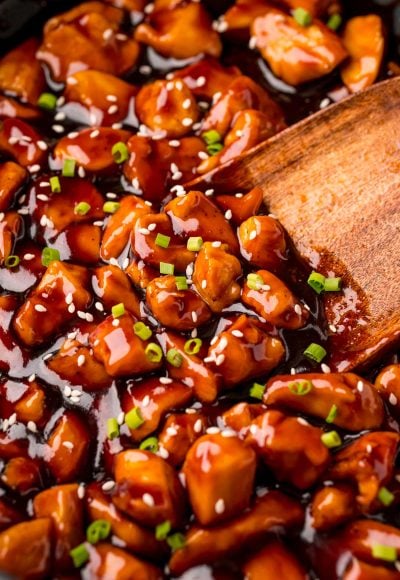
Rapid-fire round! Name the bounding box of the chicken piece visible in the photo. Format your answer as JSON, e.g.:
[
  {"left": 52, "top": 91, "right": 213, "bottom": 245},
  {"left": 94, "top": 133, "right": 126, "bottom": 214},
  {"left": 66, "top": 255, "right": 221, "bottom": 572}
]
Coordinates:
[
  {"left": 13, "top": 261, "right": 91, "bottom": 347},
  {"left": 54, "top": 127, "right": 131, "bottom": 174},
  {"left": 135, "top": 3, "right": 222, "bottom": 60},
  {"left": 113, "top": 449, "right": 186, "bottom": 527},
  {"left": 0, "top": 518, "right": 52, "bottom": 579},
  {"left": 0, "top": 219, "right": 14, "bottom": 264},
  {"left": 33, "top": 484, "right": 84, "bottom": 570},
  {"left": 13, "top": 381, "right": 47, "bottom": 425},
  {"left": 121, "top": 376, "right": 192, "bottom": 442},
  {"left": 183, "top": 432, "right": 256, "bottom": 525},
  {"left": 53, "top": 223, "right": 102, "bottom": 265},
  {"left": 46, "top": 411, "right": 90, "bottom": 483},
  {"left": 192, "top": 243, "right": 241, "bottom": 314},
  {"left": 37, "top": 2, "right": 140, "bottom": 82},
  {"left": 0, "top": 38, "right": 46, "bottom": 105},
  {"left": 207, "top": 315, "right": 285, "bottom": 386},
  {"left": 223, "top": 0, "right": 273, "bottom": 35},
  {"left": 327, "top": 432, "right": 400, "bottom": 509},
  {"left": 131, "top": 213, "right": 193, "bottom": 272},
  {"left": 172, "top": 57, "right": 241, "bottom": 100},
  {"left": 215, "top": 187, "right": 263, "bottom": 226},
  {"left": 169, "top": 491, "right": 304, "bottom": 575},
  {"left": 222, "top": 402, "right": 265, "bottom": 435},
  {"left": 165, "top": 190, "right": 239, "bottom": 254},
  {"left": 343, "top": 557, "right": 400, "bottom": 580},
  {"left": 159, "top": 331, "right": 222, "bottom": 403},
  {"left": 100, "top": 195, "right": 153, "bottom": 260},
  {"left": 82, "top": 543, "right": 162, "bottom": 580},
  {"left": 264, "top": 373, "right": 385, "bottom": 432},
  {"left": 0, "top": 433, "right": 28, "bottom": 461},
  {"left": 341, "top": 15, "right": 384, "bottom": 93},
  {"left": 238, "top": 215, "right": 287, "bottom": 271},
  {"left": 92, "top": 265, "right": 141, "bottom": 317},
  {"left": 0, "top": 96, "right": 41, "bottom": 120},
  {"left": 47, "top": 337, "right": 112, "bottom": 391},
  {"left": 202, "top": 76, "right": 285, "bottom": 138},
  {"left": 246, "top": 410, "right": 330, "bottom": 489},
  {"left": 251, "top": 9, "right": 347, "bottom": 85},
  {"left": 242, "top": 269, "right": 309, "bottom": 329},
  {"left": 0, "top": 161, "right": 26, "bottom": 212},
  {"left": 89, "top": 312, "right": 162, "bottom": 377},
  {"left": 375, "top": 364, "right": 400, "bottom": 417},
  {"left": 86, "top": 483, "right": 166, "bottom": 559},
  {"left": 310, "top": 484, "right": 358, "bottom": 531},
  {"left": 2, "top": 457, "right": 42, "bottom": 494},
  {"left": 241, "top": 540, "right": 308, "bottom": 580},
  {"left": 126, "top": 256, "right": 158, "bottom": 289},
  {"left": 0, "top": 498, "right": 23, "bottom": 532},
  {"left": 123, "top": 135, "right": 206, "bottom": 202},
  {"left": 0, "top": 118, "right": 46, "bottom": 168},
  {"left": 64, "top": 70, "right": 137, "bottom": 125},
  {"left": 29, "top": 176, "right": 105, "bottom": 237},
  {"left": 146, "top": 275, "right": 212, "bottom": 330},
  {"left": 135, "top": 79, "right": 199, "bottom": 138},
  {"left": 159, "top": 412, "right": 207, "bottom": 467}
]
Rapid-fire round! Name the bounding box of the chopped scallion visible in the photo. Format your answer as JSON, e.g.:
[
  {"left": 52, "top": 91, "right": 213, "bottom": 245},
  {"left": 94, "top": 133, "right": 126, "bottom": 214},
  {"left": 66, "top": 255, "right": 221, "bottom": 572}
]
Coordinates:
[
  {"left": 166, "top": 532, "right": 186, "bottom": 551},
  {"left": 155, "top": 520, "right": 171, "bottom": 541},
  {"left": 166, "top": 348, "right": 183, "bottom": 368},
  {"left": 160, "top": 262, "right": 174, "bottom": 275},
  {"left": 107, "top": 418, "right": 119, "bottom": 440},
  {"left": 41, "top": 247, "right": 60, "bottom": 267},
  {"left": 103, "top": 201, "right": 120, "bottom": 214},
  {"left": 50, "top": 176, "right": 61, "bottom": 193},
  {"left": 37, "top": 92, "right": 57, "bottom": 111},
  {"left": 247, "top": 273, "right": 264, "bottom": 290},
  {"left": 62, "top": 159, "right": 76, "bottom": 177},
  {"left": 133, "top": 321, "right": 152, "bottom": 341},
  {"left": 207, "top": 143, "right": 223, "bottom": 156},
  {"left": 70, "top": 543, "right": 89, "bottom": 568},
  {"left": 292, "top": 7, "right": 312, "bottom": 26},
  {"left": 378, "top": 487, "right": 395, "bottom": 507},
  {"left": 111, "top": 141, "right": 129, "bottom": 164},
  {"left": 184, "top": 338, "right": 202, "bottom": 355},
  {"left": 111, "top": 302, "right": 125, "bottom": 318},
  {"left": 74, "top": 201, "right": 91, "bottom": 215},
  {"left": 139, "top": 436, "right": 159, "bottom": 453},
  {"left": 202, "top": 130, "right": 221, "bottom": 145},
  {"left": 288, "top": 380, "right": 313, "bottom": 396},
  {"left": 187, "top": 236, "right": 203, "bottom": 252},
  {"left": 4, "top": 255, "right": 20, "bottom": 268},
  {"left": 175, "top": 276, "right": 188, "bottom": 291},
  {"left": 249, "top": 382, "right": 265, "bottom": 400},
  {"left": 321, "top": 430, "right": 342, "bottom": 448},
  {"left": 125, "top": 407, "right": 144, "bottom": 430},
  {"left": 145, "top": 342, "right": 163, "bottom": 363},
  {"left": 325, "top": 404, "right": 338, "bottom": 423},
  {"left": 324, "top": 277, "right": 342, "bottom": 292},
  {"left": 327, "top": 13, "right": 342, "bottom": 31},
  {"left": 155, "top": 233, "right": 170, "bottom": 248},
  {"left": 304, "top": 343, "right": 327, "bottom": 363},
  {"left": 307, "top": 271, "right": 325, "bottom": 294},
  {"left": 86, "top": 519, "right": 111, "bottom": 544},
  {"left": 371, "top": 544, "right": 397, "bottom": 562}
]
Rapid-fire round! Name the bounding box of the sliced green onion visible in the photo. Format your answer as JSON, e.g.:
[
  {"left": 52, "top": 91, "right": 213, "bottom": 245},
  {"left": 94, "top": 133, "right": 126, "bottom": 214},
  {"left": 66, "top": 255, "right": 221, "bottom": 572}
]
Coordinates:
[
  {"left": 41, "top": 247, "right": 60, "bottom": 267},
  {"left": 4, "top": 255, "right": 20, "bottom": 268},
  {"left": 288, "top": 380, "right": 313, "bottom": 396},
  {"left": 74, "top": 201, "right": 91, "bottom": 215},
  {"left": 247, "top": 273, "right": 264, "bottom": 290},
  {"left": 37, "top": 92, "right": 57, "bottom": 111},
  {"left": 184, "top": 338, "right": 202, "bottom": 355},
  {"left": 324, "top": 277, "right": 342, "bottom": 292},
  {"left": 202, "top": 130, "right": 221, "bottom": 145},
  {"left": 207, "top": 143, "right": 223, "bottom": 156},
  {"left": 167, "top": 532, "right": 186, "bottom": 551},
  {"left": 50, "top": 176, "right": 61, "bottom": 193},
  {"left": 378, "top": 487, "right": 395, "bottom": 507},
  {"left": 175, "top": 276, "right": 188, "bottom": 291},
  {"left": 111, "top": 302, "right": 125, "bottom": 318},
  {"left": 292, "top": 7, "right": 312, "bottom": 26},
  {"left": 327, "top": 13, "right": 342, "bottom": 31},
  {"left": 103, "top": 201, "right": 120, "bottom": 214},
  {"left": 304, "top": 343, "right": 327, "bottom": 363},
  {"left": 70, "top": 543, "right": 89, "bottom": 568},
  {"left": 125, "top": 407, "right": 144, "bottom": 430},
  {"left": 155, "top": 520, "right": 171, "bottom": 541},
  {"left": 111, "top": 141, "right": 129, "bottom": 164},
  {"left": 321, "top": 430, "right": 342, "bottom": 449},
  {"left": 107, "top": 417, "right": 119, "bottom": 440},
  {"left": 62, "top": 159, "right": 76, "bottom": 177},
  {"left": 133, "top": 321, "right": 152, "bottom": 341},
  {"left": 325, "top": 404, "right": 338, "bottom": 423},
  {"left": 249, "top": 382, "right": 265, "bottom": 400},
  {"left": 166, "top": 348, "right": 183, "bottom": 368},
  {"left": 160, "top": 262, "right": 174, "bottom": 275},
  {"left": 139, "top": 436, "right": 159, "bottom": 453},
  {"left": 155, "top": 233, "right": 170, "bottom": 248},
  {"left": 145, "top": 342, "right": 163, "bottom": 363},
  {"left": 307, "top": 271, "right": 325, "bottom": 294},
  {"left": 86, "top": 519, "right": 111, "bottom": 544},
  {"left": 187, "top": 236, "right": 203, "bottom": 252},
  {"left": 372, "top": 544, "right": 397, "bottom": 562}
]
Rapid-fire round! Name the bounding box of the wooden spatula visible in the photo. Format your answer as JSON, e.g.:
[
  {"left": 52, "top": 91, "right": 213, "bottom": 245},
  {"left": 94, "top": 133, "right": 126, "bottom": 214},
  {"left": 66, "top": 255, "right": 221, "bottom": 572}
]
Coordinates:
[{"left": 189, "top": 76, "right": 400, "bottom": 372}]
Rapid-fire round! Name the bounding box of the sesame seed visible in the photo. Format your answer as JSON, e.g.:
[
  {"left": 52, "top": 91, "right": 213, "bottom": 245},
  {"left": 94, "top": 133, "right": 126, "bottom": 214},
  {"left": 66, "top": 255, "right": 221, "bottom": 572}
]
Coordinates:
[
  {"left": 8, "top": 413, "right": 16, "bottom": 426},
  {"left": 28, "top": 164, "right": 41, "bottom": 173},
  {"left": 110, "top": 258, "right": 119, "bottom": 267},
  {"left": 95, "top": 301, "right": 104, "bottom": 312},
  {"left": 215, "top": 498, "right": 225, "bottom": 514},
  {"left": 249, "top": 36, "right": 257, "bottom": 49},
  {"left": 366, "top": 444, "right": 373, "bottom": 453},
  {"left": 182, "top": 98, "right": 191, "bottom": 110},
  {"left": 221, "top": 429, "right": 236, "bottom": 438},
  {"left": 198, "top": 151, "right": 209, "bottom": 160},
  {"left": 63, "top": 441, "right": 74, "bottom": 449},
  {"left": 77, "top": 311, "right": 86, "bottom": 320},
  {"left": 169, "top": 140, "right": 180, "bottom": 147},
  {"left": 18, "top": 207, "right": 29, "bottom": 215},
  {"left": 294, "top": 304, "right": 302, "bottom": 315},
  {"left": 70, "top": 396, "right": 80, "bottom": 403},
  {"left": 108, "top": 104, "right": 118, "bottom": 115},
  {"left": 67, "top": 77, "right": 78, "bottom": 85},
  {"left": 231, "top": 330, "right": 243, "bottom": 338},
  {"left": 179, "top": 472, "right": 186, "bottom": 487},
  {"left": 52, "top": 125, "right": 65, "bottom": 133},
  {"left": 297, "top": 417, "right": 309, "bottom": 426},
  {"left": 224, "top": 210, "right": 232, "bottom": 220},
  {"left": 249, "top": 230, "right": 257, "bottom": 240},
  {"left": 23, "top": 253, "right": 35, "bottom": 260},
  {"left": 182, "top": 117, "right": 193, "bottom": 127},
  {"left": 77, "top": 484, "right": 85, "bottom": 499},
  {"left": 68, "top": 131, "right": 79, "bottom": 139},
  {"left": 329, "top": 324, "right": 337, "bottom": 333},
  {"left": 117, "top": 412, "right": 125, "bottom": 425},
  {"left": 28, "top": 373, "right": 36, "bottom": 383},
  {"left": 148, "top": 223, "right": 156, "bottom": 231},
  {"left": 78, "top": 166, "right": 86, "bottom": 178},
  {"left": 205, "top": 189, "right": 214, "bottom": 196},
  {"left": 206, "top": 426, "right": 220, "bottom": 434},
  {"left": 122, "top": 257, "right": 129, "bottom": 270},
  {"left": 139, "top": 227, "right": 149, "bottom": 235},
  {"left": 321, "top": 363, "right": 331, "bottom": 374},
  {"left": 194, "top": 419, "right": 202, "bottom": 433},
  {"left": 211, "top": 241, "right": 221, "bottom": 248},
  {"left": 2, "top": 419, "right": 9, "bottom": 431},
  {"left": 158, "top": 446, "right": 169, "bottom": 458},
  {"left": 34, "top": 304, "right": 47, "bottom": 312},
  {"left": 172, "top": 171, "right": 183, "bottom": 180},
  {"left": 159, "top": 377, "right": 173, "bottom": 384},
  {"left": 37, "top": 140, "right": 48, "bottom": 151},
  {"left": 142, "top": 395, "right": 150, "bottom": 407},
  {"left": 55, "top": 111, "right": 66, "bottom": 122},
  {"left": 112, "top": 319, "right": 120, "bottom": 327},
  {"left": 186, "top": 408, "right": 196, "bottom": 414},
  {"left": 27, "top": 421, "right": 37, "bottom": 432},
  {"left": 65, "top": 293, "right": 73, "bottom": 305},
  {"left": 166, "top": 426, "right": 178, "bottom": 437},
  {"left": 77, "top": 355, "right": 86, "bottom": 367},
  {"left": 90, "top": 129, "right": 100, "bottom": 138},
  {"left": 210, "top": 336, "right": 218, "bottom": 346},
  {"left": 196, "top": 76, "right": 206, "bottom": 87},
  {"left": 201, "top": 280, "right": 207, "bottom": 289},
  {"left": 175, "top": 80, "right": 183, "bottom": 90},
  {"left": 85, "top": 313, "right": 94, "bottom": 322},
  {"left": 68, "top": 304, "right": 75, "bottom": 314},
  {"left": 218, "top": 337, "right": 228, "bottom": 351},
  {"left": 103, "top": 28, "right": 113, "bottom": 40},
  {"left": 389, "top": 393, "right": 398, "bottom": 405},
  {"left": 139, "top": 65, "right": 152, "bottom": 75},
  {"left": 64, "top": 386, "right": 72, "bottom": 397},
  {"left": 132, "top": 177, "right": 140, "bottom": 189},
  {"left": 101, "top": 481, "right": 115, "bottom": 491},
  {"left": 357, "top": 381, "right": 364, "bottom": 392},
  {"left": 320, "top": 98, "right": 331, "bottom": 109},
  {"left": 37, "top": 194, "right": 49, "bottom": 202},
  {"left": 192, "top": 311, "right": 198, "bottom": 323}
]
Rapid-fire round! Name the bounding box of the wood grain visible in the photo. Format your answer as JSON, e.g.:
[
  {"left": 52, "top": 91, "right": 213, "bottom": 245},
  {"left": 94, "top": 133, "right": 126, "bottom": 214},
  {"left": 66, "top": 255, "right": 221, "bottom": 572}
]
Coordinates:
[{"left": 189, "top": 77, "right": 400, "bottom": 371}]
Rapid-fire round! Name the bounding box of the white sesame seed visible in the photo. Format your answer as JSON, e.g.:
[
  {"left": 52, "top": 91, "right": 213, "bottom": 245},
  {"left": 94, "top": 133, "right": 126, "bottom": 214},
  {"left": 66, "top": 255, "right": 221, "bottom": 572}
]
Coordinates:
[
  {"left": 78, "top": 166, "right": 85, "bottom": 178},
  {"left": 18, "top": 207, "right": 29, "bottom": 215},
  {"left": 90, "top": 129, "right": 100, "bottom": 138},
  {"left": 27, "top": 421, "right": 37, "bottom": 433},
  {"left": 194, "top": 419, "right": 202, "bottom": 433},
  {"left": 68, "top": 131, "right": 79, "bottom": 139},
  {"left": 329, "top": 324, "right": 337, "bottom": 333},
  {"left": 55, "top": 111, "right": 66, "bottom": 122},
  {"left": 65, "top": 292, "right": 73, "bottom": 305},
  {"left": 205, "top": 188, "right": 214, "bottom": 196},
  {"left": 357, "top": 380, "right": 364, "bottom": 393},
  {"left": 23, "top": 253, "right": 35, "bottom": 261},
  {"left": 210, "top": 336, "right": 218, "bottom": 346},
  {"left": 110, "top": 258, "right": 119, "bottom": 267},
  {"left": 34, "top": 304, "right": 47, "bottom": 312},
  {"left": 63, "top": 441, "right": 74, "bottom": 449},
  {"left": 77, "top": 355, "right": 86, "bottom": 367},
  {"left": 117, "top": 412, "right": 125, "bottom": 425},
  {"left": 112, "top": 319, "right": 120, "bottom": 327},
  {"left": 186, "top": 408, "right": 196, "bottom": 414},
  {"left": 198, "top": 151, "right": 209, "bottom": 160},
  {"left": 108, "top": 104, "right": 118, "bottom": 115},
  {"left": 196, "top": 76, "right": 206, "bottom": 87},
  {"left": 147, "top": 223, "right": 156, "bottom": 231},
  {"left": 218, "top": 337, "right": 228, "bottom": 351},
  {"left": 290, "top": 368, "right": 296, "bottom": 375},
  {"left": 64, "top": 386, "right": 72, "bottom": 397},
  {"left": 70, "top": 396, "right": 80, "bottom": 403},
  {"left": 85, "top": 313, "right": 94, "bottom": 322},
  {"left": 68, "top": 304, "right": 75, "bottom": 314},
  {"left": 182, "top": 98, "right": 191, "bottom": 110},
  {"left": 2, "top": 419, "right": 9, "bottom": 432},
  {"left": 67, "top": 76, "right": 78, "bottom": 85},
  {"left": 179, "top": 472, "right": 186, "bottom": 487},
  {"left": 122, "top": 257, "right": 129, "bottom": 270},
  {"left": 95, "top": 301, "right": 104, "bottom": 311},
  {"left": 249, "top": 36, "right": 257, "bottom": 49},
  {"left": 68, "top": 331, "right": 77, "bottom": 340},
  {"left": 52, "top": 125, "right": 65, "bottom": 134},
  {"left": 224, "top": 210, "right": 232, "bottom": 220},
  {"left": 139, "top": 65, "right": 152, "bottom": 75},
  {"left": 158, "top": 446, "right": 169, "bottom": 459},
  {"left": 172, "top": 171, "right": 183, "bottom": 180},
  {"left": 297, "top": 417, "right": 309, "bottom": 426},
  {"left": 132, "top": 177, "right": 140, "bottom": 189},
  {"left": 57, "top": 96, "right": 65, "bottom": 106},
  {"left": 169, "top": 139, "right": 180, "bottom": 148},
  {"left": 102, "top": 481, "right": 115, "bottom": 491},
  {"left": 8, "top": 413, "right": 16, "bottom": 426},
  {"left": 166, "top": 426, "right": 178, "bottom": 437},
  {"left": 206, "top": 426, "right": 220, "bottom": 435},
  {"left": 77, "top": 311, "right": 86, "bottom": 320},
  {"left": 201, "top": 280, "right": 207, "bottom": 289},
  {"left": 142, "top": 395, "right": 150, "bottom": 407},
  {"left": 366, "top": 444, "right": 373, "bottom": 453},
  {"left": 139, "top": 227, "right": 150, "bottom": 235},
  {"left": 204, "top": 356, "right": 215, "bottom": 364},
  {"left": 103, "top": 28, "right": 113, "bottom": 40},
  {"left": 0, "top": 212, "right": 3, "bottom": 221},
  {"left": 28, "top": 164, "right": 41, "bottom": 173},
  {"left": 321, "top": 363, "right": 331, "bottom": 374},
  {"left": 71, "top": 389, "right": 82, "bottom": 398},
  {"left": 77, "top": 484, "right": 85, "bottom": 499},
  {"left": 231, "top": 330, "right": 243, "bottom": 338},
  {"left": 221, "top": 429, "right": 236, "bottom": 438},
  {"left": 182, "top": 117, "right": 193, "bottom": 127},
  {"left": 192, "top": 311, "right": 198, "bottom": 323},
  {"left": 28, "top": 373, "right": 36, "bottom": 383},
  {"left": 249, "top": 230, "right": 257, "bottom": 240},
  {"left": 215, "top": 498, "right": 225, "bottom": 514},
  {"left": 211, "top": 241, "right": 221, "bottom": 248},
  {"left": 175, "top": 80, "right": 183, "bottom": 90},
  {"left": 37, "top": 194, "right": 49, "bottom": 202},
  {"left": 389, "top": 393, "right": 398, "bottom": 405},
  {"left": 37, "top": 140, "right": 48, "bottom": 151},
  {"left": 8, "top": 136, "right": 19, "bottom": 145},
  {"left": 159, "top": 377, "right": 173, "bottom": 384},
  {"left": 294, "top": 304, "right": 302, "bottom": 316},
  {"left": 320, "top": 98, "right": 331, "bottom": 109}
]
